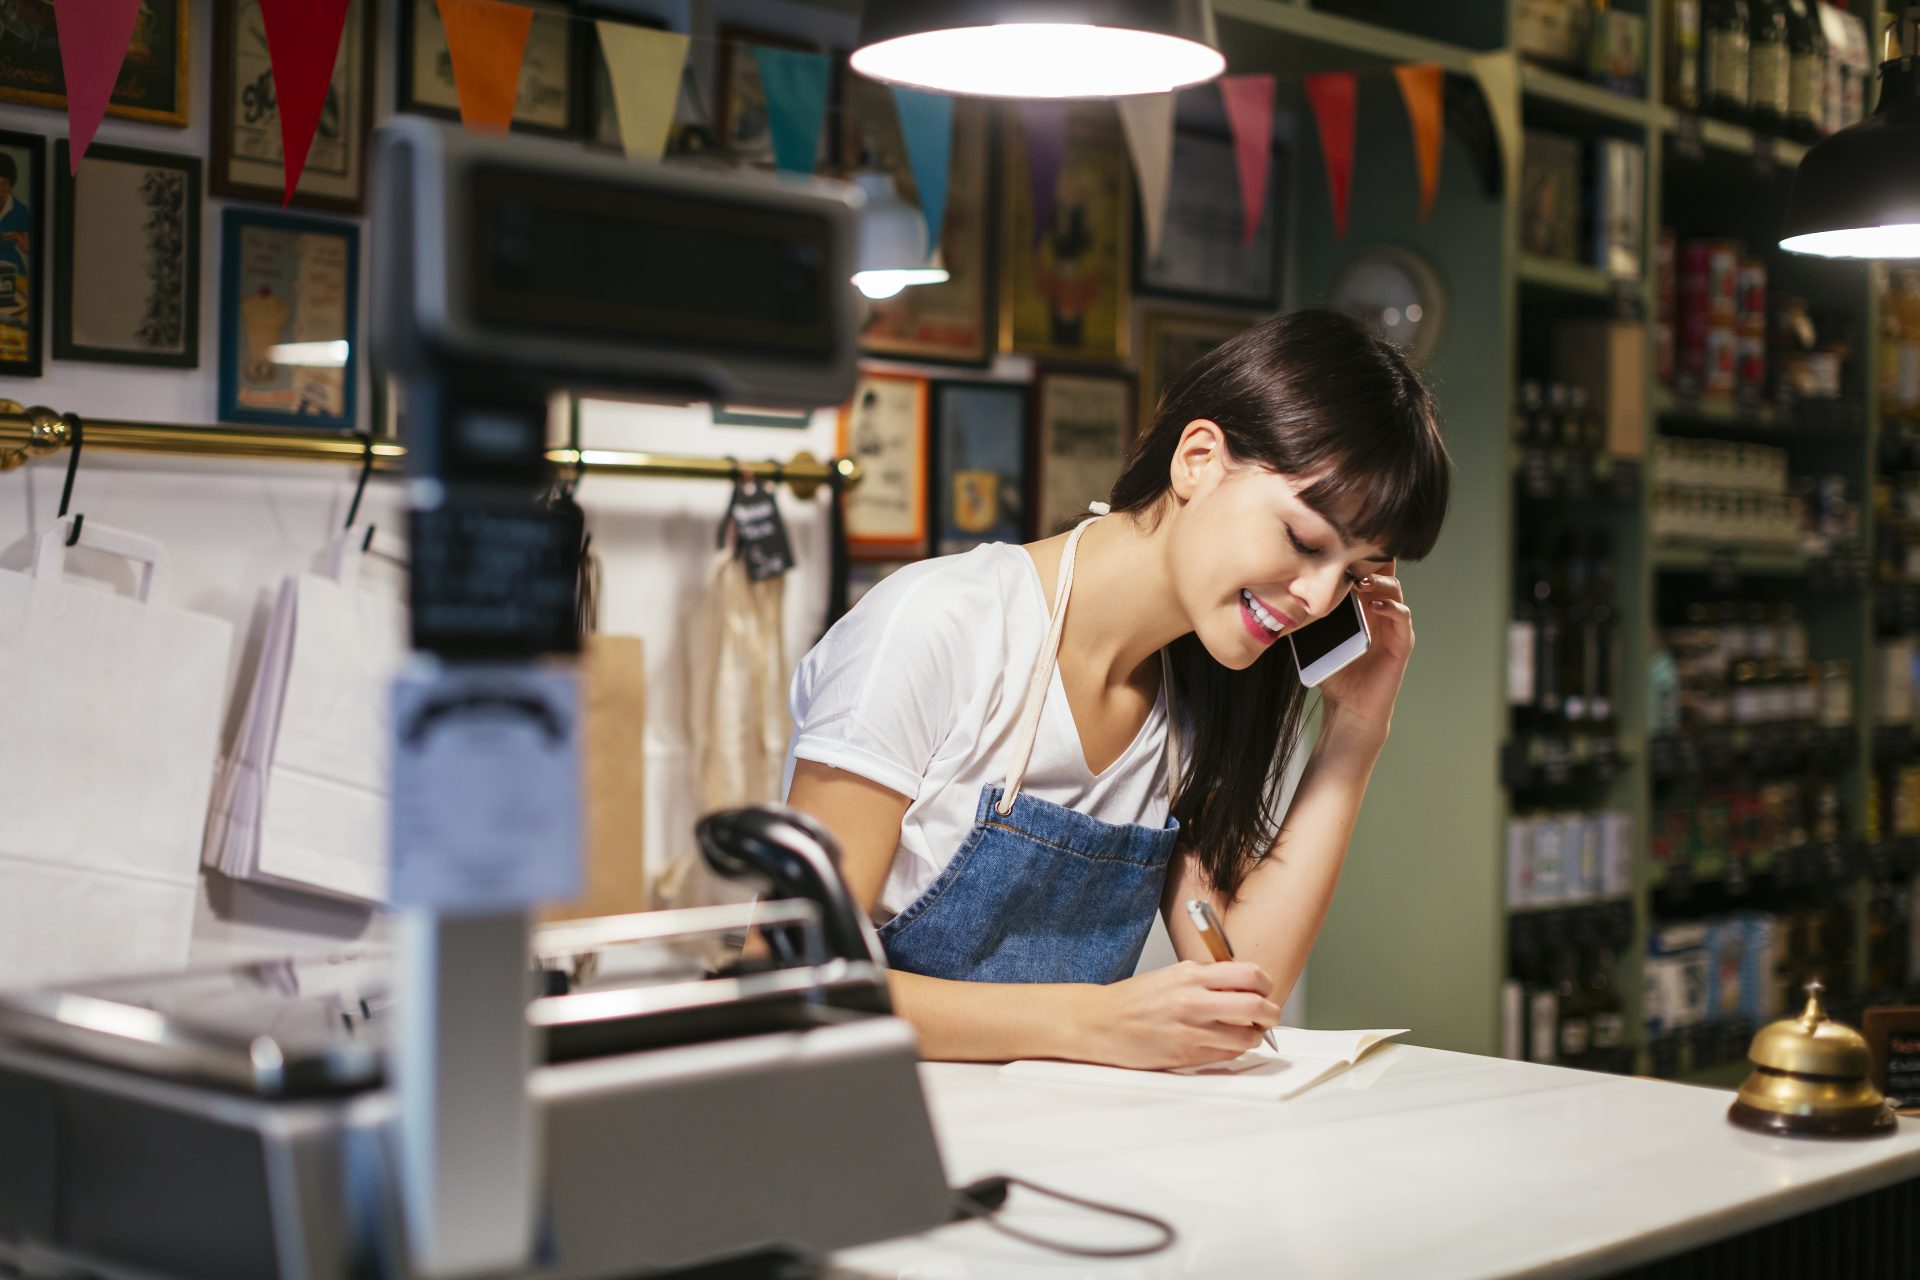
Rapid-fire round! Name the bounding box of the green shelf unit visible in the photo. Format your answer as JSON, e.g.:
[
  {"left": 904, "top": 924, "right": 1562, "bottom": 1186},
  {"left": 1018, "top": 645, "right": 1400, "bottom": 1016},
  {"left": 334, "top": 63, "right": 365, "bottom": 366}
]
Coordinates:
[
  {"left": 1521, "top": 63, "right": 1658, "bottom": 130},
  {"left": 1518, "top": 254, "right": 1618, "bottom": 299},
  {"left": 1649, "top": 544, "right": 1813, "bottom": 576}
]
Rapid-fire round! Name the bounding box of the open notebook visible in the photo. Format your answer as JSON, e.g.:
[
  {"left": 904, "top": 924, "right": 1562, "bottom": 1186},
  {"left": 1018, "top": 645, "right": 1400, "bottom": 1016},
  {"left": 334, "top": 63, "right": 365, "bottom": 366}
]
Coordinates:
[{"left": 1000, "top": 1028, "right": 1408, "bottom": 1102}]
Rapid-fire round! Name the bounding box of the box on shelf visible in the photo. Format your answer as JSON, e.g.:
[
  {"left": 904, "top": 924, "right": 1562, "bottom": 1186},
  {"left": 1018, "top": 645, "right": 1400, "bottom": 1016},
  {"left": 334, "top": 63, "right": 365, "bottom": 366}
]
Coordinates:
[
  {"left": 1553, "top": 319, "right": 1648, "bottom": 459},
  {"left": 1646, "top": 923, "right": 1710, "bottom": 1035},
  {"left": 1522, "top": 129, "right": 1584, "bottom": 262},
  {"left": 1589, "top": 9, "right": 1647, "bottom": 98},
  {"left": 1591, "top": 140, "right": 1645, "bottom": 282},
  {"left": 1519, "top": 0, "right": 1591, "bottom": 70}
]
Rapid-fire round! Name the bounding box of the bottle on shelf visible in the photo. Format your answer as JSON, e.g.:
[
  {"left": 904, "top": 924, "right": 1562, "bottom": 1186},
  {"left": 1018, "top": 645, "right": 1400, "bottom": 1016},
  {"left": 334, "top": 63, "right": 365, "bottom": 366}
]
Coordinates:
[
  {"left": 1561, "top": 535, "right": 1593, "bottom": 728},
  {"left": 1510, "top": 567, "right": 1539, "bottom": 736},
  {"left": 1669, "top": 0, "right": 1704, "bottom": 108},
  {"left": 1532, "top": 557, "right": 1566, "bottom": 731},
  {"left": 1515, "top": 379, "right": 1544, "bottom": 448},
  {"left": 1784, "top": 0, "right": 1827, "bottom": 141},
  {"left": 1588, "top": 946, "right": 1627, "bottom": 1070},
  {"left": 1702, "top": 0, "right": 1753, "bottom": 121},
  {"left": 1589, "top": 534, "right": 1618, "bottom": 730},
  {"left": 1555, "top": 947, "right": 1593, "bottom": 1069},
  {"left": 1748, "top": 0, "right": 1792, "bottom": 134}
]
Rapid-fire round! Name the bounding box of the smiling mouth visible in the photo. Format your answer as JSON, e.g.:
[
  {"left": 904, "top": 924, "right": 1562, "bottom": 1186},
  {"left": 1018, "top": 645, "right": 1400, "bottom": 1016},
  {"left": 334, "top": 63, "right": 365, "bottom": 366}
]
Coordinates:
[{"left": 1240, "top": 589, "right": 1297, "bottom": 637}]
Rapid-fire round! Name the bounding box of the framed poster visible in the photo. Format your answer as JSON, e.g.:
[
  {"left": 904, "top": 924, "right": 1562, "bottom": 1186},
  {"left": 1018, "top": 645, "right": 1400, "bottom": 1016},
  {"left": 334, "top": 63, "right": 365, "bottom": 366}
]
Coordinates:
[
  {"left": 584, "top": 11, "right": 669, "bottom": 152},
  {"left": 850, "top": 89, "right": 994, "bottom": 365},
  {"left": 837, "top": 370, "right": 929, "bottom": 560},
  {"left": 1138, "top": 309, "right": 1255, "bottom": 435},
  {"left": 0, "top": 130, "right": 46, "bottom": 378},
  {"left": 213, "top": 0, "right": 375, "bottom": 212},
  {"left": 54, "top": 142, "right": 200, "bottom": 368},
  {"left": 1137, "top": 128, "right": 1285, "bottom": 309},
  {"left": 1001, "top": 103, "right": 1133, "bottom": 363},
  {"left": 718, "top": 25, "right": 832, "bottom": 169},
  {"left": 399, "top": 0, "right": 584, "bottom": 138},
  {"left": 1035, "top": 370, "right": 1135, "bottom": 537},
  {"left": 0, "top": 0, "right": 189, "bottom": 126},
  {"left": 218, "top": 209, "right": 360, "bottom": 429},
  {"left": 931, "top": 381, "right": 1029, "bottom": 554}
]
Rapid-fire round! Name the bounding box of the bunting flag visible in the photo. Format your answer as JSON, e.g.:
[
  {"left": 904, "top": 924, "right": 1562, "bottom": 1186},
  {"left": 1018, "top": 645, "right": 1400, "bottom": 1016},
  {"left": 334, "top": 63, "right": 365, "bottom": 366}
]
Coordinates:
[
  {"left": 596, "top": 21, "right": 690, "bottom": 161},
  {"left": 54, "top": 0, "right": 143, "bottom": 171},
  {"left": 257, "top": 0, "right": 353, "bottom": 203},
  {"left": 1018, "top": 101, "right": 1069, "bottom": 246},
  {"left": 890, "top": 87, "right": 953, "bottom": 257},
  {"left": 1392, "top": 63, "right": 1445, "bottom": 224},
  {"left": 753, "top": 46, "right": 830, "bottom": 175},
  {"left": 1218, "top": 74, "right": 1276, "bottom": 247},
  {"left": 1117, "top": 94, "right": 1177, "bottom": 259},
  {"left": 436, "top": 0, "right": 534, "bottom": 132},
  {"left": 1304, "top": 72, "right": 1359, "bottom": 240},
  {"left": 1468, "top": 50, "right": 1523, "bottom": 199}
]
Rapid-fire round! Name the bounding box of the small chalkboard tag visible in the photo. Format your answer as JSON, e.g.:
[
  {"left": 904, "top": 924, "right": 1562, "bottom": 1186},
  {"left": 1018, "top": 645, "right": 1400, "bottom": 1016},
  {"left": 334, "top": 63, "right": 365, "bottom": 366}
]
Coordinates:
[
  {"left": 727, "top": 479, "right": 796, "bottom": 582},
  {"left": 1864, "top": 1007, "right": 1920, "bottom": 1111},
  {"left": 1673, "top": 113, "right": 1705, "bottom": 162}
]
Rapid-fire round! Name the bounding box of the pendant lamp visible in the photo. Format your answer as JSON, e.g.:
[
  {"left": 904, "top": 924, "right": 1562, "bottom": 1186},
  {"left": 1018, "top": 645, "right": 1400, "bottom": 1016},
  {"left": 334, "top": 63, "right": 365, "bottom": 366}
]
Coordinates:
[
  {"left": 852, "top": 1, "right": 1224, "bottom": 99},
  {"left": 1781, "top": 7, "right": 1920, "bottom": 259},
  {"left": 852, "top": 171, "right": 950, "bottom": 300}
]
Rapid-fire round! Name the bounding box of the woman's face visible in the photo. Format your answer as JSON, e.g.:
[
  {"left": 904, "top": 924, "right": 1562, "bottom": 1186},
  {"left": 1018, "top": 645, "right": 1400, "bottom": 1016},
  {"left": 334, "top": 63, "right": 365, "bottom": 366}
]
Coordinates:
[{"left": 1165, "top": 423, "right": 1391, "bottom": 671}]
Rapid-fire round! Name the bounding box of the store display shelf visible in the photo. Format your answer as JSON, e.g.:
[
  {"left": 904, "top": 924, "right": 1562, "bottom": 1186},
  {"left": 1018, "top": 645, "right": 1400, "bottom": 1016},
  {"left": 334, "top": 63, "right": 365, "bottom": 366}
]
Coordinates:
[
  {"left": 1211, "top": 0, "right": 1480, "bottom": 72},
  {"left": 1872, "top": 724, "right": 1920, "bottom": 761},
  {"left": 1521, "top": 65, "right": 1656, "bottom": 129},
  {"left": 1501, "top": 733, "right": 1632, "bottom": 793},
  {"left": 1654, "top": 390, "right": 1869, "bottom": 442},
  {"left": 1508, "top": 899, "right": 1636, "bottom": 946},
  {"left": 1512, "top": 448, "right": 1641, "bottom": 505},
  {"left": 1652, "top": 543, "right": 1871, "bottom": 589},
  {"left": 1518, "top": 254, "right": 1616, "bottom": 299},
  {"left": 1648, "top": 727, "right": 1859, "bottom": 783},
  {"left": 1650, "top": 839, "right": 1871, "bottom": 895},
  {"left": 1659, "top": 108, "right": 1810, "bottom": 170}
]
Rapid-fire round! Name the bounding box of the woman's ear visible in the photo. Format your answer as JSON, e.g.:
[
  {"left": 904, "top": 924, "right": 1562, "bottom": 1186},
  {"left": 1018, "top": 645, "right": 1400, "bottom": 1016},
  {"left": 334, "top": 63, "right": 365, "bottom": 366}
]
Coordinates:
[{"left": 1168, "top": 419, "right": 1226, "bottom": 502}]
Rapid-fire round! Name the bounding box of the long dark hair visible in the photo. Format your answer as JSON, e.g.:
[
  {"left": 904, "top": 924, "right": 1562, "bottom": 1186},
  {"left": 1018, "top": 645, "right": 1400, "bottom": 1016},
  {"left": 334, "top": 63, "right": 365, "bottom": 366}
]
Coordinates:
[{"left": 1111, "top": 308, "right": 1451, "bottom": 900}]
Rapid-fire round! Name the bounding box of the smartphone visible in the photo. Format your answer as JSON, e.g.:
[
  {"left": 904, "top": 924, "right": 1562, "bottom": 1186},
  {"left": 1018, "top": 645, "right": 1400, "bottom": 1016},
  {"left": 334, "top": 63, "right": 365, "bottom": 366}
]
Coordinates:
[{"left": 1289, "top": 592, "right": 1371, "bottom": 687}]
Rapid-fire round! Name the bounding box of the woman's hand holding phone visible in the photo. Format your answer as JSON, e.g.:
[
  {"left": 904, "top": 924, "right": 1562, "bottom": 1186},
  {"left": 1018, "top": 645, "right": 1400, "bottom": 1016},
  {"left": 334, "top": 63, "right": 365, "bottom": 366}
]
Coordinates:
[
  {"left": 1080, "top": 961, "right": 1282, "bottom": 1070},
  {"left": 1314, "top": 563, "right": 1413, "bottom": 735}
]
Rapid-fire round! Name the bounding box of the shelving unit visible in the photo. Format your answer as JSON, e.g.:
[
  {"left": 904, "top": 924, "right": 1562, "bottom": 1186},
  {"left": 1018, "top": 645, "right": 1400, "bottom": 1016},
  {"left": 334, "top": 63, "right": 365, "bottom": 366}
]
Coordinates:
[{"left": 1287, "top": 0, "right": 1915, "bottom": 1077}]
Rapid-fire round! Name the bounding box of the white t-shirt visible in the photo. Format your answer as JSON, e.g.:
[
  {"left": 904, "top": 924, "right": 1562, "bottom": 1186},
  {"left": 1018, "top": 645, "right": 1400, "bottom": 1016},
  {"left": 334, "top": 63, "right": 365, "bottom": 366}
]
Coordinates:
[{"left": 783, "top": 543, "right": 1174, "bottom": 921}]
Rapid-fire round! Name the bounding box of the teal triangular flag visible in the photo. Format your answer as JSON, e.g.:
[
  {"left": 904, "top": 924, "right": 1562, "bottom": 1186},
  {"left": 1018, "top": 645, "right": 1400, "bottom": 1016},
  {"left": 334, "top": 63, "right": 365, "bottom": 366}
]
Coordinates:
[
  {"left": 889, "top": 87, "right": 953, "bottom": 257},
  {"left": 753, "top": 45, "right": 830, "bottom": 175}
]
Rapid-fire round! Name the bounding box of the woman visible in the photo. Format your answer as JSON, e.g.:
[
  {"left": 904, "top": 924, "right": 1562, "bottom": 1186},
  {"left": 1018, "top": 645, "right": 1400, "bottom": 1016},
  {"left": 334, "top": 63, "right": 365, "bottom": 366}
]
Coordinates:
[{"left": 784, "top": 309, "right": 1451, "bottom": 1069}]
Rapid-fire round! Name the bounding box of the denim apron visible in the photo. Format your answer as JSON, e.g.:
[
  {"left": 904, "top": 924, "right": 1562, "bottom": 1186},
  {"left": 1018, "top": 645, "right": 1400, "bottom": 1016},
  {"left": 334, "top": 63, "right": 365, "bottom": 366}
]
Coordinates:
[{"left": 878, "top": 515, "right": 1181, "bottom": 985}]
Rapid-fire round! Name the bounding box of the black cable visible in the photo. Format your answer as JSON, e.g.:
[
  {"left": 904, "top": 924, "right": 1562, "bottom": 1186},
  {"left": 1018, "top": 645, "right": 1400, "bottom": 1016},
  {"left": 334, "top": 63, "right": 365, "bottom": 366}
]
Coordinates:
[{"left": 950, "top": 1174, "right": 1177, "bottom": 1260}]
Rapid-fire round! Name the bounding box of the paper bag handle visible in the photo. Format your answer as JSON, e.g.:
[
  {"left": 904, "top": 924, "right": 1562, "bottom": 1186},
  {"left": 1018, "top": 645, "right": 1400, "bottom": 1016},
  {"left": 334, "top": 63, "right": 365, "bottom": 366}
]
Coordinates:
[{"left": 33, "top": 517, "right": 168, "bottom": 604}]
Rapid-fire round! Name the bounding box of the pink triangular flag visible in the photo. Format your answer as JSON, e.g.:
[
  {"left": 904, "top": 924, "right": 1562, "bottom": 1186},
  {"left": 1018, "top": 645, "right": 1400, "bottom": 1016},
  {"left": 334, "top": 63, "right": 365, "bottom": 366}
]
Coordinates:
[
  {"left": 1304, "top": 72, "right": 1359, "bottom": 241},
  {"left": 55, "top": 0, "right": 144, "bottom": 171},
  {"left": 258, "top": 0, "right": 352, "bottom": 203},
  {"left": 1218, "top": 74, "right": 1276, "bottom": 248},
  {"left": 1118, "top": 94, "right": 1177, "bottom": 259}
]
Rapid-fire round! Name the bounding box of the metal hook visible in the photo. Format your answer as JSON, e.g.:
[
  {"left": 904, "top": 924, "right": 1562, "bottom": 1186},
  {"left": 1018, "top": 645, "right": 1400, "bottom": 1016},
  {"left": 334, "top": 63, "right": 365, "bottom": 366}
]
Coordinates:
[
  {"left": 345, "top": 431, "right": 376, "bottom": 531},
  {"left": 57, "top": 413, "right": 84, "bottom": 546},
  {"left": 769, "top": 460, "right": 786, "bottom": 491}
]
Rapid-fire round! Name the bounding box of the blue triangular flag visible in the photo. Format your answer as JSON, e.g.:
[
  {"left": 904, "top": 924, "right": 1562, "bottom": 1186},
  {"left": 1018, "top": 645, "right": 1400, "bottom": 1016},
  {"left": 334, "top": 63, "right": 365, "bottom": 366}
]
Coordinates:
[
  {"left": 889, "top": 86, "right": 953, "bottom": 258},
  {"left": 752, "top": 45, "right": 830, "bottom": 175}
]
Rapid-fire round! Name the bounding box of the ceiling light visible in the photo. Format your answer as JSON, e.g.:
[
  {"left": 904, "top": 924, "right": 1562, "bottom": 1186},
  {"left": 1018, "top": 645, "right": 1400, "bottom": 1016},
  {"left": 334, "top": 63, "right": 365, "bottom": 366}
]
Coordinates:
[
  {"left": 852, "top": 2, "right": 1223, "bottom": 99},
  {"left": 852, "top": 172, "right": 949, "bottom": 300}
]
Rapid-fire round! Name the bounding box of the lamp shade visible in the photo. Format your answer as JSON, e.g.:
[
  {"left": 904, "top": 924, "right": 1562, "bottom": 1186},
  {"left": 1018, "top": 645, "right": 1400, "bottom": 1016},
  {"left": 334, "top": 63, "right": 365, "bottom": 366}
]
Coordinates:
[
  {"left": 852, "top": 0, "right": 1224, "bottom": 99},
  {"left": 1781, "top": 54, "right": 1920, "bottom": 258},
  {"left": 852, "top": 171, "right": 950, "bottom": 299}
]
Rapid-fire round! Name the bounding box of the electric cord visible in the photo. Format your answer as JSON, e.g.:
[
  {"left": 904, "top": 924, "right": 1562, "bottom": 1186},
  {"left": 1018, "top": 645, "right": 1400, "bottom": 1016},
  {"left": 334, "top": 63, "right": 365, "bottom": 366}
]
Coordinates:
[{"left": 950, "top": 1174, "right": 1178, "bottom": 1260}]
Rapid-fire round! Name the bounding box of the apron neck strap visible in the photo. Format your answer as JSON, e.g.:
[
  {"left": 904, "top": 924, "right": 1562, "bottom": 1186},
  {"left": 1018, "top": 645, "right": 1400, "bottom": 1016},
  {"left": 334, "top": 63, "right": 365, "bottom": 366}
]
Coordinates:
[{"left": 998, "top": 515, "right": 1182, "bottom": 817}]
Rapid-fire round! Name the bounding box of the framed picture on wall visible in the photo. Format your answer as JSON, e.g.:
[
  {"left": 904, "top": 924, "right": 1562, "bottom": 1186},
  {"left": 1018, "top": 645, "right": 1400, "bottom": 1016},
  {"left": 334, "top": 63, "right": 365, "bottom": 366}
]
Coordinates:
[
  {"left": 217, "top": 209, "right": 360, "bottom": 429},
  {"left": 0, "top": 130, "right": 46, "bottom": 378},
  {"left": 1137, "top": 128, "right": 1285, "bottom": 309},
  {"left": 213, "top": 0, "right": 376, "bottom": 212},
  {"left": 1001, "top": 103, "right": 1133, "bottom": 363},
  {"left": 718, "top": 25, "right": 833, "bottom": 169},
  {"left": 851, "top": 91, "right": 994, "bottom": 366},
  {"left": 837, "top": 370, "right": 929, "bottom": 560},
  {"left": 1034, "top": 369, "right": 1134, "bottom": 537},
  {"left": 0, "top": 0, "right": 189, "bottom": 126},
  {"left": 54, "top": 141, "right": 200, "bottom": 368},
  {"left": 1138, "top": 309, "right": 1256, "bottom": 435},
  {"left": 399, "top": 0, "right": 585, "bottom": 138},
  {"left": 931, "top": 381, "right": 1029, "bottom": 554}
]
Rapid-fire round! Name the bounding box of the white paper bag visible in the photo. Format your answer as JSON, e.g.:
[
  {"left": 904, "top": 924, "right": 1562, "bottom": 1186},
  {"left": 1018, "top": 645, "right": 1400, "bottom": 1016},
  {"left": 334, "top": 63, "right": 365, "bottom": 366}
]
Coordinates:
[{"left": 0, "top": 518, "right": 233, "bottom": 989}]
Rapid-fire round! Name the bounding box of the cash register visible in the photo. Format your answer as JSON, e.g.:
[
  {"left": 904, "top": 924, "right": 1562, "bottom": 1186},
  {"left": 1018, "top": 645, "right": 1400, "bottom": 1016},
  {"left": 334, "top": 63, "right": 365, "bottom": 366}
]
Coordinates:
[{"left": 0, "top": 120, "right": 952, "bottom": 1279}]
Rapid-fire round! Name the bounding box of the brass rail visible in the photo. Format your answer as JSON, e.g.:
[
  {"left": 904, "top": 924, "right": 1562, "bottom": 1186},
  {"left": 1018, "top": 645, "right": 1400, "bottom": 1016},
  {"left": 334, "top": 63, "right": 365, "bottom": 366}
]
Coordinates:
[{"left": 0, "top": 403, "right": 859, "bottom": 499}]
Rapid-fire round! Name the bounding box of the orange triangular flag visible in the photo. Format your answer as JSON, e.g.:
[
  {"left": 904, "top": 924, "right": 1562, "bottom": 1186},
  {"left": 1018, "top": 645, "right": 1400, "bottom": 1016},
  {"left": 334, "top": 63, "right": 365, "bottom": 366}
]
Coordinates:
[
  {"left": 436, "top": 0, "right": 533, "bottom": 132},
  {"left": 1392, "top": 63, "right": 1445, "bottom": 224}
]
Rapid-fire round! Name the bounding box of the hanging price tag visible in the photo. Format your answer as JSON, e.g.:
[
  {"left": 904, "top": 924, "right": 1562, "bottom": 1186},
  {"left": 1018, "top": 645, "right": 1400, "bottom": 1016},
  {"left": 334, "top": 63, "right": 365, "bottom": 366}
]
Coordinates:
[
  {"left": 721, "top": 476, "right": 796, "bottom": 582},
  {"left": 1673, "top": 112, "right": 1705, "bottom": 162}
]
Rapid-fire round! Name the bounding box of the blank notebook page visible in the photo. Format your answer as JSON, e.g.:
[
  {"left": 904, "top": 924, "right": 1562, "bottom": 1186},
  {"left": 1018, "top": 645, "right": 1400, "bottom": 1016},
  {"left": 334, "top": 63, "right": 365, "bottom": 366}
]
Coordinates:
[{"left": 999, "top": 1028, "right": 1408, "bottom": 1102}]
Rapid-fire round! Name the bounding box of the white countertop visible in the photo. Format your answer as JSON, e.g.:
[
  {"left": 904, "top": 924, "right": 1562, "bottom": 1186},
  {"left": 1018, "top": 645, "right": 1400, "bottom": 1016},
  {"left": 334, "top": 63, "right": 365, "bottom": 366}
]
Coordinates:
[{"left": 832, "top": 1045, "right": 1920, "bottom": 1279}]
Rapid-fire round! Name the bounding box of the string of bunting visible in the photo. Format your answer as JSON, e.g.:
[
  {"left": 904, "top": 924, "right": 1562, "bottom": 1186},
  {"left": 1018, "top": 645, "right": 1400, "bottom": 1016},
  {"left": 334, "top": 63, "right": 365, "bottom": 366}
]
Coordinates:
[{"left": 53, "top": 0, "right": 1465, "bottom": 243}]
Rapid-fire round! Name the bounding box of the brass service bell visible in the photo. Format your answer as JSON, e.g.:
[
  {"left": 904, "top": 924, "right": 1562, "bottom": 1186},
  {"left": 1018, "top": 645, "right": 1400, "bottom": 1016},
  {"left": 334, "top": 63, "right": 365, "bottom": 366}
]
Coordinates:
[{"left": 1727, "top": 981, "right": 1897, "bottom": 1138}]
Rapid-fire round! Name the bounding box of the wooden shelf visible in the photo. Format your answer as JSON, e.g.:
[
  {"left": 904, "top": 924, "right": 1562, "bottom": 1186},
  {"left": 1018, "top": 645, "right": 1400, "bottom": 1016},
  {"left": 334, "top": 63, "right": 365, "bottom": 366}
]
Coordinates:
[
  {"left": 1518, "top": 255, "right": 1616, "bottom": 298},
  {"left": 1521, "top": 65, "right": 1656, "bottom": 128},
  {"left": 1660, "top": 109, "right": 1810, "bottom": 168},
  {"left": 1651, "top": 545, "right": 1809, "bottom": 576},
  {"left": 1211, "top": 0, "right": 1481, "bottom": 72}
]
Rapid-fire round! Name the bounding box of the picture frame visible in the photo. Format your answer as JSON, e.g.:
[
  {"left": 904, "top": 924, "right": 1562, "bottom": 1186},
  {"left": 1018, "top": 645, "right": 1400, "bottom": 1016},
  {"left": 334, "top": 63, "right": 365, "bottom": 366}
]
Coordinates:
[
  {"left": 837, "top": 370, "right": 930, "bottom": 560},
  {"left": 930, "top": 381, "right": 1030, "bottom": 554},
  {"left": 852, "top": 92, "right": 995, "bottom": 366},
  {"left": 1136, "top": 127, "right": 1285, "bottom": 310},
  {"left": 0, "top": 130, "right": 47, "bottom": 378},
  {"left": 1864, "top": 1005, "right": 1920, "bottom": 1111},
  {"left": 1034, "top": 369, "right": 1135, "bottom": 537},
  {"left": 54, "top": 141, "right": 200, "bottom": 368},
  {"left": 717, "top": 25, "right": 828, "bottom": 169},
  {"left": 213, "top": 0, "right": 376, "bottom": 213},
  {"left": 583, "top": 10, "right": 669, "bottom": 153},
  {"left": 1138, "top": 309, "right": 1256, "bottom": 436},
  {"left": 218, "top": 208, "right": 360, "bottom": 430},
  {"left": 0, "top": 0, "right": 189, "bottom": 127},
  {"left": 1001, "top": 103, "right": 1134, "bottom": 363},
  {"left": 399, "top": 0, "right": 585, "bottom": 138}
]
